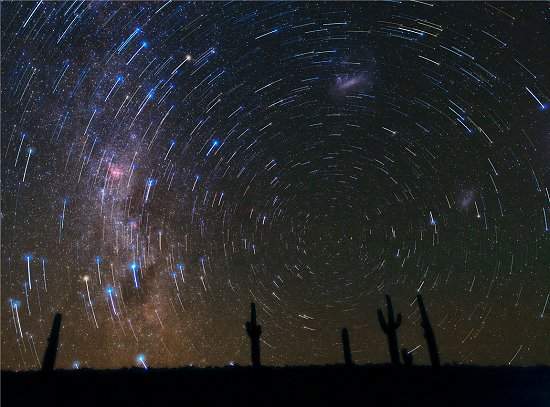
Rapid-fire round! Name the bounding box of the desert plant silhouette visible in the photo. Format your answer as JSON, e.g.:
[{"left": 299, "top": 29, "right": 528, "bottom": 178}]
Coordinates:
[
  {"left": 341, "top": 328, "right": 353, "bottom": 366},
  {"left": 245, "top": 302, "right": 262, "bottom": 367},
  {"left": 42, "top": 313, "right": 62, "bottom": 372},
  {"left": 4, "top": 301, "right": 550, "bottom": 407},
  {"left": 417, "top": 294, "right": 440, "bottom": 368},
  {"left": 377, "top": 295, "right": 402, "bottom": 365}
]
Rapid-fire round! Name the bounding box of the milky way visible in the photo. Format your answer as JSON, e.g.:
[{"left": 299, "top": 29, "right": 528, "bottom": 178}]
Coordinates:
[{"left": 1, "top": 2, "right": 549, "bottom": 370}]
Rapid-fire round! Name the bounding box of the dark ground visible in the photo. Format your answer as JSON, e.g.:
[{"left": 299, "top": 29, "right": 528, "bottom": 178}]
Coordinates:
[{"left": 2, "top": 365, "right": 550, "bottom": 407}]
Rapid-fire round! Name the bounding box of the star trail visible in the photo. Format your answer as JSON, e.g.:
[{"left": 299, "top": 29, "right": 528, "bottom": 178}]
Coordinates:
[{"left": 1, "top": 2, "right": 549, "bottom": 370}]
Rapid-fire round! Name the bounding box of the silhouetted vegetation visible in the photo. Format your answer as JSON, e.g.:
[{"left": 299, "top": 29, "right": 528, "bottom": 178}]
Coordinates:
[
  {"left": 245, "top": 302, "right": 262, "bottom": 368},
  {"left": 3, "top": 299, "right": 548, "bottom": 407},
  {"left": 377, "top": 295, "right": 402, "bottom": 365},
  {"left": 41, "top": 313, "right": 62, "bottom": 372},
  {"left": 341, "top": 328, "right": 353, "bottom": 366},
  {"left": 417, "top": 294, "right": 441, "bottom": 368}
]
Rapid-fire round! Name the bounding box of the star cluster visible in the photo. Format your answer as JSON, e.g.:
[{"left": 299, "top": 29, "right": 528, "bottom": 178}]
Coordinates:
[{"left": 1, "top": 2, "right": 549, "bottom": 370}]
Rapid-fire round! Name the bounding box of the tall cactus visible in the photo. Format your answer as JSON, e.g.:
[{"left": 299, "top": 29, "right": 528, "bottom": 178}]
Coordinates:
[
  {"left": 417, "top": 294, "right": 440, "bottom": 368},
  {"left": 42, "top": 313, "right": 62, "bottom": 372},
  {"left": 341, "top": 328, "right": 353, "bottom": 366},
  {"left": 401, "top": 347, "right": 413, "bottom": 366},
  {"left": 245, "top": 302, "right": 262, "bottom": 367},
  {"left": 377, "top": 295, "right": 402, "bottom": 365}
]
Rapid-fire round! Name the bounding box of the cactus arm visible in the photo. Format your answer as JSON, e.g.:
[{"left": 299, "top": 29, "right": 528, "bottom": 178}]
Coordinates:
[
  {"left": 395, "top": 313, "right": 402, "bottom": 327},
  {"left": 377, "top": 309, "right": 388, "bottom": 332},
  {"left": 386, "top": 295, "right": 393, "bottom": 317},
  {"left": 416, "top": 294, "right": 441, "bottom": 368},
  {"left": 417, "top": 294, "right": 425, "bottom": 312},
  {"left": 250, "top": 303, "right": 257, "bottom": 325}
]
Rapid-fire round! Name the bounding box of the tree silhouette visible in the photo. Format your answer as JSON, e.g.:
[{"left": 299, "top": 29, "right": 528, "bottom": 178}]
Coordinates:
[
  {"left": 417, "top": 294, "right": 440, "bottom": 368},
  {"left": 377, "top": 295, "right": 402, "bottom": 365},
  {"left": 245, "top": 303, "right": 262, "bottom": 367},
  {"left": 42, "top": 313, "right": 62, "bottom": 372}
]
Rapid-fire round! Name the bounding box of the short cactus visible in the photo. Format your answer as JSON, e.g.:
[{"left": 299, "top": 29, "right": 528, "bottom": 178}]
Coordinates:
[
  {"left": 245, "top": 303, "right": 262, "bottom": 367},
  {"left": 341, "top": 328, "right": 353, "bottom": 366},
  {"left": 42, "top": 313, "right": 62, "bottom": 372},
  {"left": 377, "top": 295, "right": 402, "bottom": 365}
]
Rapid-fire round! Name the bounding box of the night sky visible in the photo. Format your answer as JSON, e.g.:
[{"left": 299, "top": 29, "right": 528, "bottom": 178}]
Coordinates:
[{"left": 1, "top": 1, "right": 549, "bottom": 371}]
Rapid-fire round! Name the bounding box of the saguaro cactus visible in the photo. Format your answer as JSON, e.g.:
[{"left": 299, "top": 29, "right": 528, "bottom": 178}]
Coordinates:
[
  {"left": 417, "top": 294, "right": 440, "bottom": 368},
  {"left": 42, "top": 313, "right": 62, "bottom": 372},
  {"left": 245, "top": 302, "right": 262, "bottom": 367},
  {"left": 401, "top": 348, "right": 413, "bottom": 366},
  {"left": 377, "top": 295, "right": 402, "bottom": 365},
  {"left": 341, "top": 328, "right": 353, "bottom": 366}
]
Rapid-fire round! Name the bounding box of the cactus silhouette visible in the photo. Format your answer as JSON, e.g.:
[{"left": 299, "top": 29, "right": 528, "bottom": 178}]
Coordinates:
[
  {"left": 401, "top": 348, "right": 413, "bottom": 366},
  {"left": 377, "top": 295, "right": 402, "bottom": 365},
  {"left": 42, "top": 313, "right": 62, "bottom": 372},
  {"left": 417, "top": 294, "right": 440, "bottom": 368},
  {"left": 341, "top": 328, "right": 353, "bottom": 366},
  {"left": 245, "top": 302, "right": 262, "bottom": 367}
]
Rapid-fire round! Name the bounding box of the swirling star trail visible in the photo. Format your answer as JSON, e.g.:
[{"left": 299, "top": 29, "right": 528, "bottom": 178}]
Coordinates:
[{"left": 1, "top": 2, "right": 549, "bottom": 369}]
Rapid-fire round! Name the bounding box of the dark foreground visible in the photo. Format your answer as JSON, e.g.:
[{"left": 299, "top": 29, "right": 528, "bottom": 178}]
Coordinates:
[{"left": 3, "top": 365, "right": 550, "bottom": 407}]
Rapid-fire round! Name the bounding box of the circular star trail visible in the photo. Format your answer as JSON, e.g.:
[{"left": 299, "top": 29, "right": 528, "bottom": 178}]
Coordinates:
[{"left": 1, "top": 2, "right": 549, "bottom": 369}]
